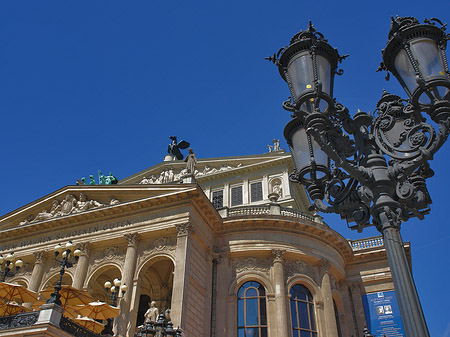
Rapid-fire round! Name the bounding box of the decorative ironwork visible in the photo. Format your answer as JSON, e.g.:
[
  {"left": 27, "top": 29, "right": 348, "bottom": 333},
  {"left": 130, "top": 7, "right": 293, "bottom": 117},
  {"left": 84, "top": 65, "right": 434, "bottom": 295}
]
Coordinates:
[
  {"left": 269, "top": 16, "right": 450, "bottom": 337},
  {"left": 60, "top": 316, "right": 102, "bottom": 337},
  {"left": 0, "top": 312, "right": 39, "bottom": 330}
]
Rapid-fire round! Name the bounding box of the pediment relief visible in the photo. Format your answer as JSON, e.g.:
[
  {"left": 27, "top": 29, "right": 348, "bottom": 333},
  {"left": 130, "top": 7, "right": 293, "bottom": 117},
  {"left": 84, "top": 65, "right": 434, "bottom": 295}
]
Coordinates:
[
  {"left": 19, "top": 192, "right": 119, "bottom": 226},
  {"left": 121, "top": 152, "right": 292, "bottom": 185},
  {"left": 0, "top": 185, "right": 201, "bottom": 231}
]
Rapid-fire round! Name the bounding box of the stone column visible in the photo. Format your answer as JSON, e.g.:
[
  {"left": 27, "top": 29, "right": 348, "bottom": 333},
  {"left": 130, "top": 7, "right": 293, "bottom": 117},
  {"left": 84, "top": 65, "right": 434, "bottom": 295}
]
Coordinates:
[
  {"left": 171, "top": 223, "right": 194, "bottom": 331},
  {"left": 349, "top": 282, "right": 366, "bottom": 336},
  {"left": 72, "top": 242, "right": 90, "bottom": 290},
  {"left": 115, "top": 233, "right": 139, "bottom": 337},
  {"left": 318, "top": 259, "right": 338, "bottom": 337},
  {"left": 214, "top": 253, "right": 229, "bottom": 337},
  {"left": 271, "top": 249, "right": 289, "bottom": 337},
  {"left": 28, "top": 251, "right": 47, "bottom": 292}
]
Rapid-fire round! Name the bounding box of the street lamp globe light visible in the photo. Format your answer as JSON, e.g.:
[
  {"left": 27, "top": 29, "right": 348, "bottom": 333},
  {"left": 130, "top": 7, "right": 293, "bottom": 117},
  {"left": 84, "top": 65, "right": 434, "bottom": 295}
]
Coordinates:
[{"left": 381, "top": 16, "right": 450, "bottom": 111}]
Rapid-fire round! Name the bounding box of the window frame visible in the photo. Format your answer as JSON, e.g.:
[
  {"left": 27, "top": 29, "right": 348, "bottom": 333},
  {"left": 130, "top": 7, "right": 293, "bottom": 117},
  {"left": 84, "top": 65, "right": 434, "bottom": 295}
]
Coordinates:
[
  {"left": 237, "top": 281, "right": 268, "bottom": 337},
  {"left": 230, "top": 185, "right": 243, "bottom": 206},
  {"left": 250, "top": 181, "right": 263, "bottom": 203},
  {"left": 289, "top": 284, "right": 317, "bottom": 337},
  {"left": 211, "top": 189, "right": 224, "bottom": 209}
]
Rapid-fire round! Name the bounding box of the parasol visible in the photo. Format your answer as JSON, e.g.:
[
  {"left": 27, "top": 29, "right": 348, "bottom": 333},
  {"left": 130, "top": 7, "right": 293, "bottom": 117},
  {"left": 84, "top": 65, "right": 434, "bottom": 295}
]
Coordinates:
[
  {"left": 75, "top": 301, "right": 119, "bottom": 320},
  {"left": 0, "top": 282, "right": 39, "bottom": 303}
]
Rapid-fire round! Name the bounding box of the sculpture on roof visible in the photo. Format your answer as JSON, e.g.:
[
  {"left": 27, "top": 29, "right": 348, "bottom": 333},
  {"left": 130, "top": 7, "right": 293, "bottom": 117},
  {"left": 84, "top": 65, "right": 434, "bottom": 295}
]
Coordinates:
[
  {"left": 184, "top": 148, "right": 197, "bottom": 175},
  {"left": 168, "top": 136, "right": 190, "bottom": 160},
  {"left": 76, "top": 171, "right": 118, "bottom": 185}
]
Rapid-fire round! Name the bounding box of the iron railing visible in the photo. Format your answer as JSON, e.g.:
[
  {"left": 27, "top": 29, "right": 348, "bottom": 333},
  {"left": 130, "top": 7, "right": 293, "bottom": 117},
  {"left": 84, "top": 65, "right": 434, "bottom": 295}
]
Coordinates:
[
  {"left": 0, "top": 311, "right": 39, "bottom": 330},
  {"left": 60, "top": 316, "right": 102, "bottom": 337}
]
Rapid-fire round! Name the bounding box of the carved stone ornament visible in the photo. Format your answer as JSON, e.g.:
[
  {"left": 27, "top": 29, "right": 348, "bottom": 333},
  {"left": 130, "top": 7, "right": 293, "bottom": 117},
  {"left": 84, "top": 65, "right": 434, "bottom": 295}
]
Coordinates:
[
  {"left": 285, "top": 259, "right": 318, "bottom": 283},
  {"left": 138, "top": 237, "right": 177, "bottom": 267},
  {"left": 19, "top": 193, "right": 120, "bottom": 226},
  {"left": 317, "top": 259, "right": 331, "bottom": 276},
  {"left": 125, "top": 233, "right": 140, "bottom": 246},
  {"left": 139, "top": 164, "right": 240, "bottom": 184},
  {"left": 77, "top": 242, "right": 91, "bottom": 255},
  {"left": 233, "top": 257, "right": 271, "bottom": 275},
  {"left": 33, "top": 251, "right": 47, "bottom": 264},
  {"left": 87, "top": 246, "right": 127, "bottom": 276},
  {"left": 271, "top": 249, "right": 286, "bottom": 263},
  {"left": 175, "top": 223, "right": 194, "bottom": 236}
]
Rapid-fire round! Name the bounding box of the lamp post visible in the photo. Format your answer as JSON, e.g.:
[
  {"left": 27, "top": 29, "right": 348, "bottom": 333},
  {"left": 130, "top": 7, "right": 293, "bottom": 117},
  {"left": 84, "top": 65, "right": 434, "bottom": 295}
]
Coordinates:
[
  {"left": 46, "top": 241, "right": 81, "bottom": 305},
  {"left": 268, "top": 17, "right": 450, "bottom": 337},
  {"left": 0, "top": 252, "right": 23, "bottom": 282},
  {"left": 102, "top": 278, "right": 127, "bottom": 336}
]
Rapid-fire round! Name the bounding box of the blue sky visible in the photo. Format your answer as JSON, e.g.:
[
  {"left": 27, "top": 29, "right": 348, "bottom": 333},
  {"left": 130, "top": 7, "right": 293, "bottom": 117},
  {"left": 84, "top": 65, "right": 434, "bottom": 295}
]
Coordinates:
[{"left": 0, "top": 1, "right": 449, "bottom": 336}]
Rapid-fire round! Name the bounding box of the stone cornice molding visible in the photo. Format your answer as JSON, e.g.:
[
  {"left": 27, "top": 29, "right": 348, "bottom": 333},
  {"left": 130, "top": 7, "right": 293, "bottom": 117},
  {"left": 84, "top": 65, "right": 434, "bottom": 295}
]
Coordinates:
[
  {"left": 124, "top": 233, "right": 140, "bottom": 247},
  {"left": 221, "top": 217, "right": 355, "bottom": 263},
  {"left": 175, "top": 223, "right": 194, "bottom": 237},
  {"left": 271, "top": 249, "right": 286, "bottom": 263}
]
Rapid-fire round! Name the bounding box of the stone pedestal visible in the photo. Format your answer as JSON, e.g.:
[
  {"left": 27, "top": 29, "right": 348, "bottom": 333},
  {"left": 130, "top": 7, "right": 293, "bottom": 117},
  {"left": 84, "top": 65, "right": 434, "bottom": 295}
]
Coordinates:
[{"left": 36, "top": 303, "right": 64, "bottom": 326}]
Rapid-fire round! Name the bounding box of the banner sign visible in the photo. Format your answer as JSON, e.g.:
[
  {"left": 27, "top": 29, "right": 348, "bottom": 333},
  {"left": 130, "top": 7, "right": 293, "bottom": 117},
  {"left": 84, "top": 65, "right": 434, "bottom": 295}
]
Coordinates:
[{"left": 361, "top": 291, "right": 405, "bottom": 336}]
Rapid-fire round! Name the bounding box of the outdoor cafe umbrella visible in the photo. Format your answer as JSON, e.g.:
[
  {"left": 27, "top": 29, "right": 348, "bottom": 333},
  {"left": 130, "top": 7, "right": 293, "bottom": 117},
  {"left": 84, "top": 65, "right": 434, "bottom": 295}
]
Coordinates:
[
  {"left": 72, "top": 316, "right": 105, "bottom": 334},
  {"left": 40, "top": 285, "right": 94, "bottom": 307},
  {"left": 31, "top": 300, "right": 82, "bottom": 318},
  {"left": 0, "top": 301, "right": 31, "bottom": 317},
  {"left": 75, "top": 301, "right": 120, "bottom": 321},
  {"left": 0, "top": 282, "right": 39, "bottom": 303}
]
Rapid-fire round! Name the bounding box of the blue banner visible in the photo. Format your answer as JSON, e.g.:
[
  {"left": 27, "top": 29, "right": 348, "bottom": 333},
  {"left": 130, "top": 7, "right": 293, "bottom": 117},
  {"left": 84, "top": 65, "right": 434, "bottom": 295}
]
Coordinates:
[{"left": 361, "top": 291, "right": 405, "bottom": 336}]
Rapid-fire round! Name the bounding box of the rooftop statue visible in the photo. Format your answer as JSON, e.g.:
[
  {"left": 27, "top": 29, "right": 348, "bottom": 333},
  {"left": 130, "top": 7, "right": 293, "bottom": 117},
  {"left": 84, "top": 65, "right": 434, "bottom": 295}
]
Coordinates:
[
  {"left": 184, "top": 148, "right": 197, "bottom": 175},
  {"left": 76, "top": 171, "right": 119, "bottom": 185},
  {"left": 168, "top": 136, "right": 190, "bottom": 160}
]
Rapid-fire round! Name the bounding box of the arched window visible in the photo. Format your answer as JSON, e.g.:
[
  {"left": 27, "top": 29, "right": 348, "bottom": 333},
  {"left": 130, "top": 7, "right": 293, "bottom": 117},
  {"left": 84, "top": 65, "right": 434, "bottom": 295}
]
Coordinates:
[
  {"left": 237, "top": 281, "right": 268, "bottom": 337},
  {"left": 290, "top": 284, "right": 317, "bottom": 337}
]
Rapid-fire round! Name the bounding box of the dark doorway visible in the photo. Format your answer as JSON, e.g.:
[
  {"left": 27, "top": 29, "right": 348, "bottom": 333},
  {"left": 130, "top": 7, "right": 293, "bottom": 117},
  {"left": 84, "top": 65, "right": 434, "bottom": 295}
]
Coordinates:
[{"left": 136, "top": 294, "right": 151, "bottom": 327}]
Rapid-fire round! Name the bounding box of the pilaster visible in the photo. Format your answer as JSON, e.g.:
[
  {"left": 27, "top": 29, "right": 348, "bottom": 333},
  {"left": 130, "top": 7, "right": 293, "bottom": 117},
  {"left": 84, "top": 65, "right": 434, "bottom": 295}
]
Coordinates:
[
  {"left": 171, "top": 223, "right": 194, "bottom": 332},
  {"left": 271, "top": 249, "right": 289, "bottom": 337},
  {"left": 318, "top": 259, "right": 338, "bottom": 337}
]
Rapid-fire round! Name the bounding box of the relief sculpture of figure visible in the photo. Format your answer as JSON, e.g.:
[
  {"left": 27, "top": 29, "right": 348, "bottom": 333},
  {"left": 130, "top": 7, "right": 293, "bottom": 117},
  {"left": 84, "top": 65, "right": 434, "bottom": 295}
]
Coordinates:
[
  {"left": 144, "top": 301, "right": 159, "bottom": 323},
  {"left": 184, "top": 148, "right": 197, "bottom": 175}
]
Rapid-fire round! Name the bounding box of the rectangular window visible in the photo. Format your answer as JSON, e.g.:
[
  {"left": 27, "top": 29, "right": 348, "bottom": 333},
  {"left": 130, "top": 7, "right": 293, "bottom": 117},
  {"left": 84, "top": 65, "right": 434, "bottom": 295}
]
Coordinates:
[
  {"left": 212, "top": 190, "right": 223, "bottom": 209},
  {"left": 231, "top": 186, "right": 243, "bottom": 206},
  {"left": 250, "top": 182, "right": 263, "bottom": 202}
]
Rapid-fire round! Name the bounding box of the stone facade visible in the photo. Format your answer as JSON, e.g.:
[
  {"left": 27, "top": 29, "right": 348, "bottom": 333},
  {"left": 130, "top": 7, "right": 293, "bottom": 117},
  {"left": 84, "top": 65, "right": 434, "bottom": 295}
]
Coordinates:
[{"left": 0, "top": 151, "right": 405, "bottom": 337}]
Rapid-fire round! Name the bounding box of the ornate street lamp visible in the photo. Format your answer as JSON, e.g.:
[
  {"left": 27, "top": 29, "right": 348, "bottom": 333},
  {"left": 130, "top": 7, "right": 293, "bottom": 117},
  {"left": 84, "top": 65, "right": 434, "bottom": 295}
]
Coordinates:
[
  {"left": 268, "top": 16, "right": 450, "bottom": 337},
  {"left": 46, "top": 241, "right": 81, "bottom": 305},
  {"left": 0, "top": 252, "right": 23, "bottom": 282},
  {"left": 102, "top": 278, "right": 127, "bottom": 336}
]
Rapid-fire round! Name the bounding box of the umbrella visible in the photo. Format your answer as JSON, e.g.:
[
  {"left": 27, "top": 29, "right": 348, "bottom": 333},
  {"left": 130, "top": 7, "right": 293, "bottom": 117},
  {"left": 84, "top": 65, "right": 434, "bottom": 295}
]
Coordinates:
[
  {"left": 40, "top": 285, "right": 94, "bottom": 307},
  {"left": 0, "top": 282, "right": 39, "bottom": 303},
  {"left": 76, "top": 301, "right": 120, "bottom": 320},
  {"left": 72, "top": 316, "right": 105, "bottom": 334},
  {"left": 31, "top": 300, "right": 81, "bottom": 318},
  {"left": 0, "top": 302, "right": 31, "bottom": 317}
]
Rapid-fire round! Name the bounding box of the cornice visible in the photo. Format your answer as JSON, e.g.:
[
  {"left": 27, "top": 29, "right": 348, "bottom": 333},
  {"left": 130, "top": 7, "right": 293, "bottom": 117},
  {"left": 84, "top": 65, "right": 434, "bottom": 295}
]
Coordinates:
[
  {"left": 0, "top": 185, "right": 222, "bottom": 243},
  {"left": 221, "top": 216, "right": 354, "bottom": 263}
]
